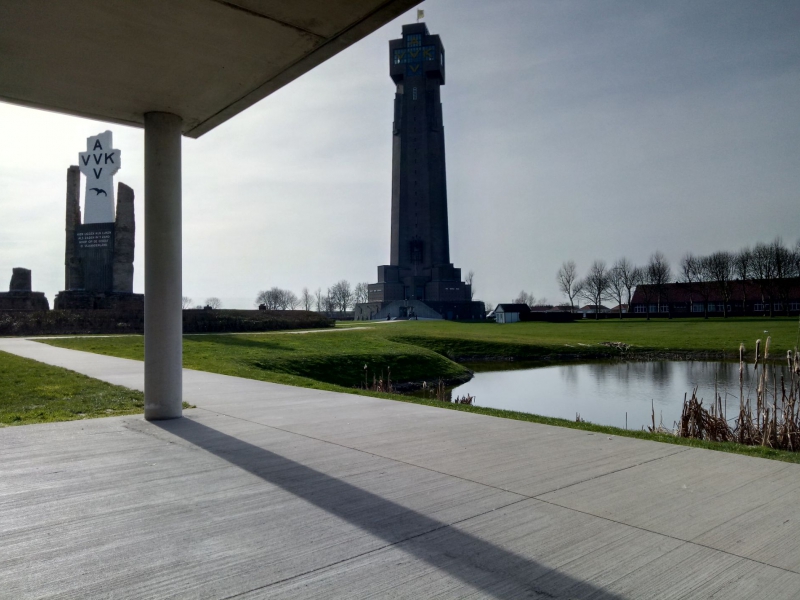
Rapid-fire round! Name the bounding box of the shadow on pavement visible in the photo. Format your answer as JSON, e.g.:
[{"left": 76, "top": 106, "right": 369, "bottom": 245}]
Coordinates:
[{"left": 155, "top": 417, "right": 624, "bottom": 599}]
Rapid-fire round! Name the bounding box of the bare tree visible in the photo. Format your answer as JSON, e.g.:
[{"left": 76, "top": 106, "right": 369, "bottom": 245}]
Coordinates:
[
  {"left": 255, "top": 290, "right": 268, "bottom": 309},
  {"left": 696, "top": 256, "right": 715, "bottom": 319},
  {"left": 330, "top": 280, "right": 353, "bottom": 312},
  {"left": 181, "top": 296, "right": 193, "bottom": 309},
  {"left": 771, "top": 238, "right": 794, "bottom": 315},
  {"left": 557, "top": 261, "right": 582, "bottom": 312},
  {"left": 513, "top": 291, "right": 536, "bottom": 307},
  {"left": 647, "top": 251, "right": 672, "bottom": 316},
  {"left": 752, "top": 242, "right": 776, "bottom": 316},
  {"left": 324, "top": 288, "right": 336, "bottom": 314},
  {"left": 301, "top": 287, "right": 313, "bottom": 311},
  {"left": 795, "top": 239, "right": 800, "bottom": 277},
  {"left": 284, "top": 290, "right": 299, "bottom": 310},
  {"left": 733, "top": 248, "right": 752, "bottom": 314},
  {"left": 465, "top": 270, "right": 475, "bottom": 299},
  {"left": 205, "top": 297, "right": 222, "bottom": 309},
  {"left": 275, "top": 289, "right": 286, "bottom": 310},
  {"left": 255, "top": 287, "right": 295, "bottom": 310},
  {"left": 607, "top": 263, "right": 627, "bottom": 319},
  {"left": 706, "top": 251, "right": 735, "bottom": 317},
  {"left": 578, "top": 261, "right": 610, "bottom": 319},
  {"left": 314, "top": 288, "right": 324, "bottom": 312},
  {"left": 679, "top": 254, "right": 700, "bottom": 313},
  {"left": 353, "top": 282, "right": 369, "bottom": 305},
  {"left": 613, "top": 257, "right": 639, "bottom": 309},
  {"left": 255, "top": 288, "right": 278, "bottom": 309}
]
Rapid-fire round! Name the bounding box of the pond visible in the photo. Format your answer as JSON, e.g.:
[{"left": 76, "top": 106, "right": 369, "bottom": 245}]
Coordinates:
[{"left": 424, "top": 360, "right": 791, "bottom": 430}]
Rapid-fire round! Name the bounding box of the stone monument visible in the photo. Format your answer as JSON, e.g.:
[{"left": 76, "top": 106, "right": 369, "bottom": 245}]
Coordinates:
[
  {"left": 54, "top": 131, "right": 142, "bottom": 310},
  {"left": 0, "top": 267, "right": 49, "bottom": 310},
  {"left": 355, "top": 23, "right": 484, "bottom": 321}
]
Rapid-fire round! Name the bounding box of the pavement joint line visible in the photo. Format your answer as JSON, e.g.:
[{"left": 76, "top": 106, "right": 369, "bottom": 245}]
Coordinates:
[
  {"left": 593, "top": 541, "right": 704, "bottom": 595},
  {"left": 182, "top": 408, "right": 800, "bottom": 577},
  {"left": 683, "top": 463, "right": 800, "bottom": 542},
  {"left": 533, "top": 495, "right": 800, "bottom": 576},
  {"left": 218, "top": 496, "right": 536, "bottom": 599},
  {"left": 529, "top": 447, "right": 692, "bottom": 497}
]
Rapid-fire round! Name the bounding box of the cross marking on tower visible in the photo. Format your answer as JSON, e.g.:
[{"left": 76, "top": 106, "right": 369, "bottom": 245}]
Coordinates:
[{"left": 78, "top": 130, "right": 121, "bottom": 224}]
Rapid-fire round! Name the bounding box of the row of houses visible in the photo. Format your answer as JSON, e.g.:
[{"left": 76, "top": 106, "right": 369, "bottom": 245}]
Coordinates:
[
  {"left": 493, "top": 278, "right": 800, "bottom": 323},
  {"left": 629, "top": 279, "right": 800, "bottom": 316}
]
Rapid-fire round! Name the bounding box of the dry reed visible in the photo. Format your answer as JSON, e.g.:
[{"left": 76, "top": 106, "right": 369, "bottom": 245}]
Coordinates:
[
  {"left": 674, "top": 337, "right": 800, "bottom": 451},
  {"left": 423, "top": 379, "right": 475, "bottom": 405},
  {"left": 363, "top": 366, "right": 394, "bottom": 393}
]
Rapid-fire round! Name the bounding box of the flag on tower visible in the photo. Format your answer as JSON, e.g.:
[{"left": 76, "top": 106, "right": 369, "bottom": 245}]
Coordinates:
[{"left": 417, "top": 9, "right": 424, "bottom": 21}]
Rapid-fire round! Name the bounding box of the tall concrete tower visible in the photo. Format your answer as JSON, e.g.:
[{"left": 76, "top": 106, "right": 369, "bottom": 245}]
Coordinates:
[
  {"left": 389, "top": 22, "right": 449, "bottom": 274},
  {"left": 363, "top": 23, "right": 482, "bottom": 320}
]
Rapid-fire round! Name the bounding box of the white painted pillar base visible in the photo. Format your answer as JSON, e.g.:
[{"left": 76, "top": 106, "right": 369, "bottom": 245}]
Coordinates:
[{"left": 144, "top": 112, "right": 183, "bottom": 420}]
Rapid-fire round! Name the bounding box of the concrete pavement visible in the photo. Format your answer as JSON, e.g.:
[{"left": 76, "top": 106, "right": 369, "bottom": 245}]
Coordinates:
[{"left": 1, "top": 337, "right": 799, "bottom": 599}]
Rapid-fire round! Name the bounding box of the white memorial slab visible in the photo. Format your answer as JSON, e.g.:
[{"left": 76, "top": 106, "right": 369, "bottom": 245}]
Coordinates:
[{"left": 79, "top": 131, "right": 121, "bottom": 224}]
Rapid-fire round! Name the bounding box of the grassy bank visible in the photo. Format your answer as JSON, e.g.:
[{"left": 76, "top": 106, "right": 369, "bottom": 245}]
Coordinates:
[
  {"left": 0, "top": 350, "right": 144, "bottom": 426},
  {"left": 42, "top": 329, "right": 469, "bottom": 391}
]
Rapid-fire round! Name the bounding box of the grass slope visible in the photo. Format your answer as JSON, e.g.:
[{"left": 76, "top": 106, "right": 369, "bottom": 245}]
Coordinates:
[
  {"left": 0, "top": 350, "right": 147, "bottom": 426},
  {"left": 42, "top": 330, "right": 469, "bottom": 391}
]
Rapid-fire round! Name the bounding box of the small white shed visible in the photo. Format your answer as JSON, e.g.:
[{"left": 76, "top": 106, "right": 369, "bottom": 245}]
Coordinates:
[{"left": 494, "top": 303, "right": 531, "bottom": 324}]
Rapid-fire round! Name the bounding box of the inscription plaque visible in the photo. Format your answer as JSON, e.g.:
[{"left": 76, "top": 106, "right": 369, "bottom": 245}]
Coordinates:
[{"left": 75, "top": 223, "right": 115, "bottom": 292}]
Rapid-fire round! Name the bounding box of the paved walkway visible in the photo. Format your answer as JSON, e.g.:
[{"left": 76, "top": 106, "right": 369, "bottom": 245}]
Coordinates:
[{"left": 1, "top": 337, "right": 799, "bottom": 599}]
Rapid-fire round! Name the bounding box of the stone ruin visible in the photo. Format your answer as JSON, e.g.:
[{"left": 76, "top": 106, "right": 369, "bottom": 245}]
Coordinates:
[{"left": 0, "top": 267, "right": 50, "bottom": 310}]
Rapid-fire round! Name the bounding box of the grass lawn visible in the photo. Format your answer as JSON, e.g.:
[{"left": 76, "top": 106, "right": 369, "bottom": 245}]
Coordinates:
[
  {"left": 0, "top": 350, "right": 145, "bottom": 426},
  {"left": 382, "top": 317, "right": 800, "bottom": 360},
  {"left": 34, "top": 317, "right": 800, "bottom": 462},
  {"left": 41, "top": 317, "right": 800, "bottom": 391},
  {"left": 0, "top": 350, "right": 194, "bottom": 426}
]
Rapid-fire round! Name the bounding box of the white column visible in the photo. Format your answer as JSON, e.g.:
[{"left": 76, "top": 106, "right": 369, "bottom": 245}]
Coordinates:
[{"left": 144, "top": 112, "right": 183, "bottom": 420}]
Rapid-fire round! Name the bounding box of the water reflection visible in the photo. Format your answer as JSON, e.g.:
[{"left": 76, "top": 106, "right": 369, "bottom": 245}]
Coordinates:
[{"left": 443, "top": 361, "right": 790, "bottom": 430}]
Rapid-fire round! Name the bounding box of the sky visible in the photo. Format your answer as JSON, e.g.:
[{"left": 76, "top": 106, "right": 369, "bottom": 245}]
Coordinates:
[{"left": 1, "top": 0, "right": 799, "bottom": 309}]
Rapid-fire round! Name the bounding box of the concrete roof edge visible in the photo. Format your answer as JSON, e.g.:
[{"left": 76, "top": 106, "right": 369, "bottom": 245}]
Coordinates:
[
  {"left": 185, "top": 0, "right": 420, "bottom": 138},
  {"left": 0, "top": 94, "right": 145, "bottom": 132}
]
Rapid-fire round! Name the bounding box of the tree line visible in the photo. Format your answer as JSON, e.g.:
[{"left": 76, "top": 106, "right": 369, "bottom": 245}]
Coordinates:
[
  {"left": 182, "top": 296, "right": 221, "bottom": 309},
  {"left": 551, "top": 237, "right": 800, "bottom": 319},
  {"left": 254, "top": 280, "right": 371, "bottom": 313}
]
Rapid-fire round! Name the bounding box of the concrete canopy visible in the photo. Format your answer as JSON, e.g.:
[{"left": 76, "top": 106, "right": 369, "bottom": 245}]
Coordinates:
[{"left": 0, "top": 0, "right": 420, "bottom": 137}]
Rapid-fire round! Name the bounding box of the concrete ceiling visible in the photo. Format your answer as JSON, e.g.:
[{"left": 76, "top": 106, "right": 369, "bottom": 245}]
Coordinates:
[{"left": 0, "top": 0, "right": 419, "bottom": 137}]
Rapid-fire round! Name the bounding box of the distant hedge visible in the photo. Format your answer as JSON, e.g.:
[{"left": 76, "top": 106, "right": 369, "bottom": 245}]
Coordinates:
[
  {"left": 0, "top": 309, "right": 332, "bottom": 336},
  {"left": 182, "top": 309, "right": 333, "bottom": 333}
]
